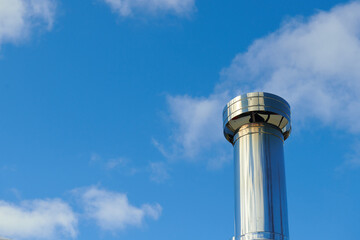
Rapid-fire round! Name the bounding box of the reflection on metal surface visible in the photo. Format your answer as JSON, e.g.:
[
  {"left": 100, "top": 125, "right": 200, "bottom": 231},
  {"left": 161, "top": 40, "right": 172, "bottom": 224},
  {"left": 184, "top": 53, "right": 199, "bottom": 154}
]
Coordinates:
[
  {"left": 223, "top": 92, "right": 291, "bottom": 240},
  {"left": 223, "top": 92, "right": 291, "bottom": 143}
]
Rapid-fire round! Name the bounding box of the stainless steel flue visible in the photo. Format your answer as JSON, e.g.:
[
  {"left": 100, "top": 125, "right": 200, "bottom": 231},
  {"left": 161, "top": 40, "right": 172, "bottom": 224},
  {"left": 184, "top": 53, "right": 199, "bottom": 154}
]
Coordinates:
[{"left": 223, "top": 92, "right": 291, "bottom": 240}]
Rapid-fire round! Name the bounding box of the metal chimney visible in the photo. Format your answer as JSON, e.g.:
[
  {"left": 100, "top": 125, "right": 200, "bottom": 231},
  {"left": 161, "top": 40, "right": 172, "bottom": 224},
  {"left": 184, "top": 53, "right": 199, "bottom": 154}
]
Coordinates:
[{"left": 223, "top": 92, "right": 291, "bottom": 240}]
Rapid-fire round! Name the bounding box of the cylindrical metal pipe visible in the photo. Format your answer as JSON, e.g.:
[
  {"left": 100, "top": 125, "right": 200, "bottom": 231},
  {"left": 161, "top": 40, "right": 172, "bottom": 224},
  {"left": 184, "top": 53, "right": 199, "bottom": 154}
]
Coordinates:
[
  {"left": 223, "top": 92, "right": 291, "bottom": 240},
  {"left": 234, "top": 123, "right": 288, "bottom": 239}
]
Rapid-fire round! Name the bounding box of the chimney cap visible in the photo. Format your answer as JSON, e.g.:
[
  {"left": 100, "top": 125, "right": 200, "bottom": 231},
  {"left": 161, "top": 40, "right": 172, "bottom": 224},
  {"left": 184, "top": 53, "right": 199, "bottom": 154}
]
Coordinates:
[{"left": 223, "top": 92, "right": 291, "bottom": 143}]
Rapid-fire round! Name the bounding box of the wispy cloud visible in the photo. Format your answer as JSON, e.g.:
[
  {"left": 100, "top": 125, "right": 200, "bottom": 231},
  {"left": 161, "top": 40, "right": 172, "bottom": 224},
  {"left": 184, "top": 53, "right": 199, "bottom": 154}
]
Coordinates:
[
  {"left": 89, "top": 153, "right": 139, "bottom": 175},
  {"left": 149, "top": 162, "right": 169, "bottom": 183},
  {"left": 89, "top": 153, "right": 170, "bottom": 181},
  {"left": 77, "top": 186, "right": 162, "bottom": 231},
  {"left": 151, "top": 138, "right": 172, "bottom": 159},
  {"left": 0, "top": 0, "right": 56, "bottom": 47},
  {"left": 161, "top": 2, "right": 360, "bottom": 163},
  {"left": 164, "top": 93, "right": 228, "bottom": 159},
  {"left": 337, "top": 141, "right": 360, "bottom": 171},
  {"left": 90, "top": 153, "right": 102, "bottom": 163},
  {"left": 105, "top": 157, "right": 127, "bottom": 170},
  {"left": 0, "top": 198, "right": 77, "bottom": 240},
  {"left": 102, "top": 0, "right": 195, "bottom": 17},
  {"left": 345, "top": 151, "right": 360, "bottom": 169}
]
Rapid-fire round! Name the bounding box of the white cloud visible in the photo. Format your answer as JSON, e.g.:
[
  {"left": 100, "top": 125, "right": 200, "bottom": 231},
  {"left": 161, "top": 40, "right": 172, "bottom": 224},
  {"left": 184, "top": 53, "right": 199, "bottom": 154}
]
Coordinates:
[
  {"left": 0, "top": 0, "right": 55, "bottom": 47},
  {"left": 162, "top": 2, "right": 360, "bottom": 160},
  {"left": 0, "top": 198, "right": 77, "bottom": 240},
  {"left": 165, "top": 93, "right": 228, "bottom": 158},
  {"left": 102, "top": 0, "right": 195, "bottom": 17},
  {"left": 78, "top": 186, "right": 162, "bottom": 231},
  {"left": 221, "top": 1, "right": 360, "bottom": 131}
]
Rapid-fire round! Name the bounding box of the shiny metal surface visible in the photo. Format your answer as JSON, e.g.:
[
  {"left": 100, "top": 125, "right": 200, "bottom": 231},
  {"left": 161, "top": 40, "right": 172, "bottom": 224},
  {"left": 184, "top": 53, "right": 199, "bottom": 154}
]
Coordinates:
[
  {"left": 234, "top": 123, "right": 288, "bottom": 240},
  {"left": 223, "top": 92, "right": 291, "bottom": 143},
  {"left": 223, "top": 92, "right": 291, "bottom": 240}
]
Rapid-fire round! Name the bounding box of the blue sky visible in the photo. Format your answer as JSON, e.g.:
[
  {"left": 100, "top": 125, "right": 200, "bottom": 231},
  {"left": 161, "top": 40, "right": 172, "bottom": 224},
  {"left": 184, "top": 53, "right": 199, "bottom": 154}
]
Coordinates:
[{"left": 0, "top": 0, "right": 360, "bottom": 239}]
